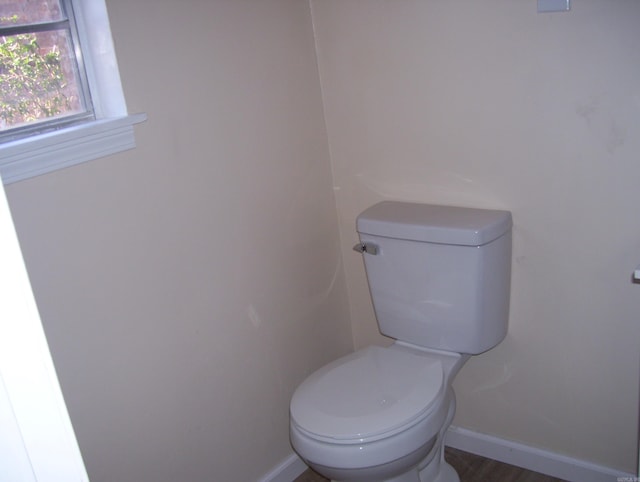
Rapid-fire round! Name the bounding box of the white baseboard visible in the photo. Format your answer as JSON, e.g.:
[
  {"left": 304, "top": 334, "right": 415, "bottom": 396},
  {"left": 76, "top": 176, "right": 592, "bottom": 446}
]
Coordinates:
[
  {"left": 445, "top": 426, "right": 635, "bottom": 482},
  {"left": 258, "top": 452, "right": 307, "bottom": 482},
  {"left": 259, "top": 427, "right": 636, "bottom": 482}
]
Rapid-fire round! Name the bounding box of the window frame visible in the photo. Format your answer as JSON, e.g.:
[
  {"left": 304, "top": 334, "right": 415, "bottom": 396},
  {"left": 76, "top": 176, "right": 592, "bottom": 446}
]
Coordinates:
[{"left": 0, "top": 0, "right": 145, "bottom": 185}]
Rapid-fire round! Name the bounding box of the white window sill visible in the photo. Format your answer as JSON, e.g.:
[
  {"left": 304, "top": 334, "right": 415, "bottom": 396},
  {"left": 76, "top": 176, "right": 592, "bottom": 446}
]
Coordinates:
[{"left": 0, "top": 113, "right": 147, "bottom": 185}]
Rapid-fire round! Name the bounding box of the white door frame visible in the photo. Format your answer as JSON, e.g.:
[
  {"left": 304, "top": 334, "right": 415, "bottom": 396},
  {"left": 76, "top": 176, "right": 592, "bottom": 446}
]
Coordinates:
[{"left": 0, "top": 175, "right": 89, "bottom": 481}]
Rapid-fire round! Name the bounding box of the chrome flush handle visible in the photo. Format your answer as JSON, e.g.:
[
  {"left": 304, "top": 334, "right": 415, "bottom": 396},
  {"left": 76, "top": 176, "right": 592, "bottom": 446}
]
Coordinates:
[{"left": 353, "top": 242, "right": 378, "bottom": 255}]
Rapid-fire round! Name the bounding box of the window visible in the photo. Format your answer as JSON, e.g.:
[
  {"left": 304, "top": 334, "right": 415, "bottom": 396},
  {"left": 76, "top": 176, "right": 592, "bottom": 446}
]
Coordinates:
[
  {"left": 0, "top": 0, "right": 93, "bottom": 139},
  {"left": 0, "top": 0, "right": 145, "bottom": 184}
]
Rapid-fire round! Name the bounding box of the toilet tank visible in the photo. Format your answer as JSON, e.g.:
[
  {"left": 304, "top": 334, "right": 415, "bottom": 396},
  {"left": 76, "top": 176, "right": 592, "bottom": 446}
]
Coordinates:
[{"left": 356, "top": 201, "right": 512, "bottom": 355}]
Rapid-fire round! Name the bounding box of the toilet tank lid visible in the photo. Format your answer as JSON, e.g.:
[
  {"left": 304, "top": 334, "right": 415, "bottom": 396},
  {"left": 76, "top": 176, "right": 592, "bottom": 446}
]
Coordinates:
[{"left": 357, "top": 201, "right": 512, "bottom": 246}]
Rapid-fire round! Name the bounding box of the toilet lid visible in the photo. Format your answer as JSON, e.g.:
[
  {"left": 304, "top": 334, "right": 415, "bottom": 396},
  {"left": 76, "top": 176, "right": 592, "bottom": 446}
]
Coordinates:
[{"left": 290, "top": 346, "right": 444, "bottom": 442}]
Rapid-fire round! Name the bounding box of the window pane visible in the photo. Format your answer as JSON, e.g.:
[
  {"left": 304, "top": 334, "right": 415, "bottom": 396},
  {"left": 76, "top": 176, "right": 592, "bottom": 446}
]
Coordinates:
[
  {"left": 0, "top": 0, "right": 64, "bottom": 27},
  {"left": 0, "top": 28, "right": 88, "bottom": 131}
]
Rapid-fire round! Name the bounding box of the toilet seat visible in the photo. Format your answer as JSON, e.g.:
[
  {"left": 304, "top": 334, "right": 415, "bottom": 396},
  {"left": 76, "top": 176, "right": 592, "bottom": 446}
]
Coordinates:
[{"left": 290, "top": 345, "right": 445, "bottom": 444}]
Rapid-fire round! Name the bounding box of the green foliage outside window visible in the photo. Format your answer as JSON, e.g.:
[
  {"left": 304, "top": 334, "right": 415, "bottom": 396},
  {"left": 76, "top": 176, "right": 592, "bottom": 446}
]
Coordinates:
[{"left": 0, "top": 15, "right": 71, "bottom": 130}]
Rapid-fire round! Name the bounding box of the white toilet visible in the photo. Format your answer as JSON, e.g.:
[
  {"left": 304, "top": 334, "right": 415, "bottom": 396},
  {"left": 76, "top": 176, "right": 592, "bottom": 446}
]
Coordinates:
[{"left": 290, "top": 201, "right": 512, "bottom": 482}]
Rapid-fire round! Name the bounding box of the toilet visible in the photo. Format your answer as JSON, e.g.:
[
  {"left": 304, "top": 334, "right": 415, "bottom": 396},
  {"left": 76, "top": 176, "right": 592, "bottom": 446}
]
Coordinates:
[{"left": 290, "top": 201, "right": 512, "bottom": 482}]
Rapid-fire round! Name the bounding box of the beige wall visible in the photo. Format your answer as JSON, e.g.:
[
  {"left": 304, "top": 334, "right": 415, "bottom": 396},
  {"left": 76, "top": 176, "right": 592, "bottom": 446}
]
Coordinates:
[
  {"left": 311, "top": 0, "right": 640, "bottom": 473},
  {"left": 5, "top": 1, "right": 353, "bottom": 481}
]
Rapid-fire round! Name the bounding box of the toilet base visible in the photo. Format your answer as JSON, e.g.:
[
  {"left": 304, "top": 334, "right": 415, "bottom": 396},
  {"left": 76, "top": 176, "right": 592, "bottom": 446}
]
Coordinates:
[
  {"left": 415, "top": 442, "right": 459, "bottom": 482},
  {"left": 327, "top": 460, "right": 458, "bottom": 482},
  {"left": 431, "top": 462, "right": 459, "bottom": 482}
]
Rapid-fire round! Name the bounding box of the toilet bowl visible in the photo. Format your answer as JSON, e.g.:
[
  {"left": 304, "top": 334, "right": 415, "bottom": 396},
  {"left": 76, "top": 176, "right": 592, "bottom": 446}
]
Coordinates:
[
  {"left": 290, "top": 343, "right": 468, "bottom": 482},
  {"left": 290, "top": 201, "right": 512, "bottom": 482}
]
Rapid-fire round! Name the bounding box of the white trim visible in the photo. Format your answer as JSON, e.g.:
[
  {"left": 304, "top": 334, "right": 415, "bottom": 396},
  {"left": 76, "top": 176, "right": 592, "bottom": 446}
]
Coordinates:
[
  {"left": 72, "top": 0, "right": 127, "bottom": 118},
  {"left": 0, "top": 114, "right": 146, "bottom": 184},
  {"left": 258, "top": 428, "right": 635, "bottom": 482},
  {"left": 445, "top": 426, "right": 634, "bottom": 482},
  {"left": 258, "top": 452, "right": 308, "bottom": 482}
]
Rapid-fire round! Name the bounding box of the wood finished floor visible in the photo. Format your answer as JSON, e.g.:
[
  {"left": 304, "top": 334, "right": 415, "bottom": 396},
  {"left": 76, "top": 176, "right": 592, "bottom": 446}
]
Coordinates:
[{"left": 293, "top": 447, "right": 567, "bottom": 482}]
